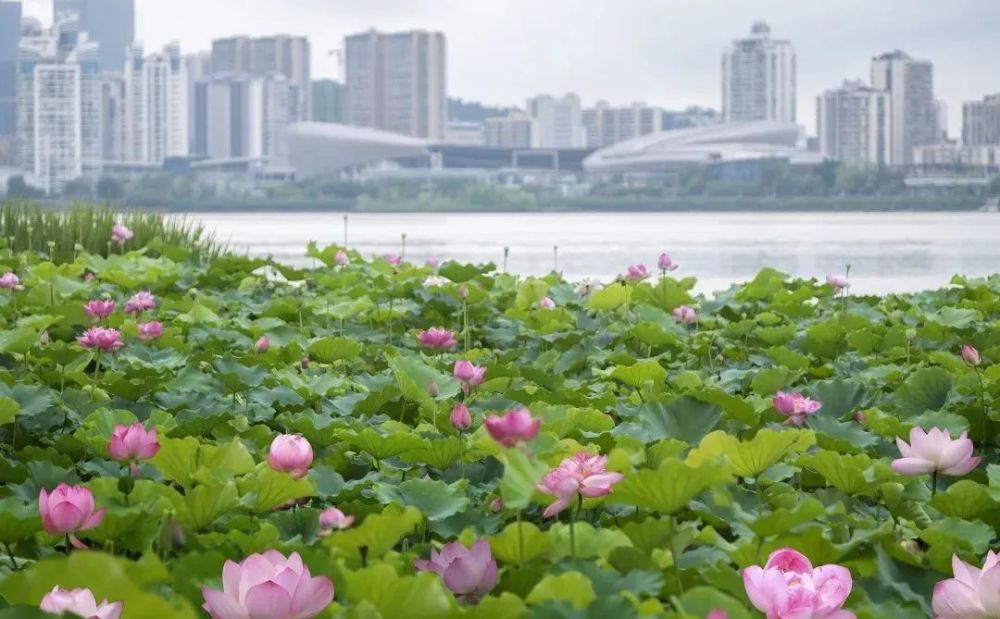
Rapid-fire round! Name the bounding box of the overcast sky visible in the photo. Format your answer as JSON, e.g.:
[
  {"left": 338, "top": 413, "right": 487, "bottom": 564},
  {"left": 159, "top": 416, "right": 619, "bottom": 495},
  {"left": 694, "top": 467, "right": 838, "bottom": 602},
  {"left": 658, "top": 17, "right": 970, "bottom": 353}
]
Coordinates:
[{"left": 22, "top": 0, "right": 1000, "bottom": 134}]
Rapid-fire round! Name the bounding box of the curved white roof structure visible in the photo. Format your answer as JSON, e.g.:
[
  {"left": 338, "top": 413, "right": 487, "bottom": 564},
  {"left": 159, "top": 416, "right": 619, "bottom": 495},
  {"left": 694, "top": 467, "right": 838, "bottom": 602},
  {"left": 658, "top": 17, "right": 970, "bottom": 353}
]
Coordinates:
[
  {"left": 286, "top": 122, "right": 430, "bottom": 178},
  {"left": 583, "top": 120, "right": 823, "bottom": 173}
]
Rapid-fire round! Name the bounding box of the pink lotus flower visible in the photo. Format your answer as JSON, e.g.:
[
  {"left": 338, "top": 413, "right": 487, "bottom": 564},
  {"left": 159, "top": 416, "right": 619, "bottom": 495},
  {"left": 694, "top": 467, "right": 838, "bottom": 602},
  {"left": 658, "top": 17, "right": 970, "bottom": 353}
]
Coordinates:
[
  {"left": 40, "top": 586, "right": 122, "bottom": 619},
  {"left": 419, "top": 328, "right": 457, "bottom": 350},
  {"left": 201, "top": 550, "right": 334, "bottom": 619},
  {"left": 77, "top": 327, "right": 124, "bottom": 352},
  {"left": 453, "top": 360, "right": 486, "bottom": 388},
  {"left": 538, "top": 296, "right": 556, "bottom": 309},
  {"left": 673, "top": 305, "right": 697, "bottom": 325},
  {"left": 267, "top": 434, "right": 313, "bottom": 479},
  {"left": 414, "top": 540, "right": 498, "bottom": 602},
  {"left": 317, "top": 507, "right": 354, "bottom": 536},
  {"left": 111, "top": 224, "right": 133, "bottom": 245},
  {"left": 773, "top": 391, "right": 822, "bottom": 426},
  {"left": 451, "top": 403, "right": 471, "bottom": 430},
  {"left": 536, "top": 453, "right": 624, "bottom": 518},
  {"left": 39, "top": 483, "right": 106, "bottom": 538},
  {"left": 137, "top": 321, "right": 163, "bottom": 341},
  {"left": 108, "top": 423, "right": 159, "bottom": 475},
  {"left": 300, "top": 356, "right": 310, "bottom": 370},
  {"left": 962, "top": 344, "right": 982, "bottom": 367},
  {"left": 124, "top": 290, "right": 156, "bottom": 315},
  {"left": 932, "top": 551, "right": 1000, "bottom": 619},
  {"left": 83, "top": 271, "right": 96, "bottom": 282},
  {"left": 384, "top": 253, "right": 402, "bottom": 266},
  {"left": 706, "top": 611, "right": 727, "bottom": 619},
  {"left": 334, "top": 250, "right": 349, "bottom": 266},
  {"left": 40, "top": 330, "right": 50, "bottom": 345},
  {"left": 826, "top": 275, "right": 849, "bottom": 293},
  {"left": 891, "top": 427, "right": 981, "bottom": 477},
  {"left": 0, "top": 271, "right": 21, "bottom": 290},
  {"left": 658, "top": 253, "right": 678, "bottom": 272},
  {"left": 255, "top": 335, "right": 270, "bottom": 353},
  {"left": 484, "top": 407, "right": 540, "bottom": 447},
  {"left": 84, "top": 299, "right": 116, "bottom": 320},
  {"left": 625, "top": 264, "right": 650, "bottom": 281},
  {"left": 425, "top": 256, "right": 440, "bottom": 268},
  {"left": 743, "top": 548, "right": 855, "bottom": 619},
  {"left": 489, "top": 497, "right": 503, "bottom": 513}
]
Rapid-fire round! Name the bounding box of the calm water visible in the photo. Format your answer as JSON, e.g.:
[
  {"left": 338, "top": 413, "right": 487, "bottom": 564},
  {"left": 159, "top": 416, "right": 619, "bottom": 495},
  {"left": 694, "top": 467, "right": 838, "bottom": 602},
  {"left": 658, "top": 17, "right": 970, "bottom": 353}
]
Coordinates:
[{"left": 189, "top": 212, "right": 1000, "bottom": 295}]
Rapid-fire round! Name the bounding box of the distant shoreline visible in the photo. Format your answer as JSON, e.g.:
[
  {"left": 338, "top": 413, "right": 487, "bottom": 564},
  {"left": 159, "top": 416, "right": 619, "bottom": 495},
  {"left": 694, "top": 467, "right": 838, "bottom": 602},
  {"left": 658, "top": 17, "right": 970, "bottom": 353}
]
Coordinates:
[{"left": 29, "top": 195, "right": 990, "bottom": 213}]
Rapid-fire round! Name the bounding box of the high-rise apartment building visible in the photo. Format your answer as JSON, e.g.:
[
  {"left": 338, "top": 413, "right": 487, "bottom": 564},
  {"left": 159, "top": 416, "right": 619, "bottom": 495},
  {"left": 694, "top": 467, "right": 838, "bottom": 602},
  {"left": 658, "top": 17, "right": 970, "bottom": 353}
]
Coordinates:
[
  {"left": 122, "top": 42, "right": 188, "bottom": 163},
  {"left": 17, "top": 14, "right": 100, "bottom": 194},
  {"left": 312, "top": 79, "right": 345, "bottom": 123},
  {"left": 99, "top": 72, "right": 126, "bottom": 161},
  {"left": 933, "top": 99, "right": 948, "bottom": 142},
  {"left": 582, "top": 101, "right": 663, "bottom": 148},
  {"left": 722, "top": 21, "right": 796, "bottom": 123},
  {"left": 191, "top": 74, "right": 292, "bottom": 160},
  {"left": 870, "top": 50, "right": 936, "bottom": 165},
  {"left": 526, "top": 93, "right": 585, "bottom": 148},
  {"left": 483, "top": 113, "right": 535, "bottom": 148},
  {"left": 0, "top": 1, "right": 22, "bottom": 142},
  {"left": 816, "top": 80, "right": 891, "bottom": 166},
  {"left": 211, "top": 35, "right": 310, "bottom": 120},
  {"left": 183, "top": 51, "right": 211, "bottom": 155},
  {"left": 53, "top": 0, "right": 134, "bottom": 71},
  {"left": 962, "top": 94, "right": 1000, "bottom": 147},
  {"left": 344, "top": 29, "right": 446, "bottom": 140}
]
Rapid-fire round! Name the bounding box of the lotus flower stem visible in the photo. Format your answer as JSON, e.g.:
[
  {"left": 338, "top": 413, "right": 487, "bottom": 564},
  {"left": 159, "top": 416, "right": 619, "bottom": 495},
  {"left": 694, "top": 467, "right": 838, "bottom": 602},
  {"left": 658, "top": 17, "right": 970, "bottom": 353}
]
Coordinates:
[
  {"left": 975, "top": 367, "right": 988, "bottom": 446},
  {"left": 343, "top": 214, "right": 349, "bottom": 248},
  {"left": 931, "top": 470, "right": 938, "bottom": 497},
  {"left": 3, "top": 542, "right": 18, "bottom": 570},
  {"left": 516, "top": 510, "right": 524, "bottom": 564},
  {"left": 569, "top": 493, "right": 583, "bottom": 560},
  {"left": 463, "top": 301, "right": 470, "bottom": 351},
  {"left": 387, "top": 293, "right": 396, "bottom": 343},
  {"left": 841, "top": 265, "right": 851, "bottom": 313},
  {"left": 458, "top": 431, "right": 466, "bottom": 480},
  {"left": 503, "top": 247, "right": 509, "bottom": 273},
  {"left": 670, "top": 515, "right": 684, "bottom": 594},
  {"left": 553, "top": 245, "right": 558, "bottom": 272},
  {"left": 401, "top": 233, "right": 406, "bottom": 259}
]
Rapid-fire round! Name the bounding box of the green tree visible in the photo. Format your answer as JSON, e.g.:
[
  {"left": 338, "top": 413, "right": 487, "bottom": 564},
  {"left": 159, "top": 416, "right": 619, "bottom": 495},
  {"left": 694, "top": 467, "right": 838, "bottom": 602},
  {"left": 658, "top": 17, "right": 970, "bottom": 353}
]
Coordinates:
[
  {"left": 62, "top": 177, "right": 93, "bottom": 199},
  {"left": 95, "top": 177, "right": 123, "bottom": 201},
  {"left": 6, "top": 175, "right": 38, "bottom": 198}
]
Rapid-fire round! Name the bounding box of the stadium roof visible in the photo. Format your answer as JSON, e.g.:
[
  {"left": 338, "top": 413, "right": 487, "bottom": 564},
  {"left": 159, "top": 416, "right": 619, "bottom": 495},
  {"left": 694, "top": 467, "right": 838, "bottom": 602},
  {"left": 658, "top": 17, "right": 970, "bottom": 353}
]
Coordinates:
[
  {"left": 286, "top": 122, "right": 430, "bottom": 177},
  {"left": 583, "top": 121, "right": 823, "bottom": 173}
]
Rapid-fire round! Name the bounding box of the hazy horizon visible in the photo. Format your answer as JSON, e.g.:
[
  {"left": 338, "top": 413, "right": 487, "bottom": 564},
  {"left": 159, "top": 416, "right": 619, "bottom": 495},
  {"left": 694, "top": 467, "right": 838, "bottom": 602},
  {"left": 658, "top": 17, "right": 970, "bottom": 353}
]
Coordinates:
[{"left": 20, "top": 0, "right": 1000, "bottom": 135}]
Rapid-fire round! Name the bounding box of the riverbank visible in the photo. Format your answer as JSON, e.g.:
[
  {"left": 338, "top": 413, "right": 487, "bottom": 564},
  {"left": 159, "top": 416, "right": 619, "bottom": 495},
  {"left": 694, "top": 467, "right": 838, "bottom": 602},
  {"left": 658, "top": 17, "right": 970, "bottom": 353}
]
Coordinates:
[{"left": 16, "top": 194, "right": 988, "bottom": 213}]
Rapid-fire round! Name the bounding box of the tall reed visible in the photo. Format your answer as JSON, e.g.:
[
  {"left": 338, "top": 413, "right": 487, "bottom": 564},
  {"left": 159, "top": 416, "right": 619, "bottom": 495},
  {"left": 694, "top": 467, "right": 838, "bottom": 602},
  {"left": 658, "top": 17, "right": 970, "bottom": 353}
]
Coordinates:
[{"left": 0, "top": 200, "right": 225, "bottom": 263}]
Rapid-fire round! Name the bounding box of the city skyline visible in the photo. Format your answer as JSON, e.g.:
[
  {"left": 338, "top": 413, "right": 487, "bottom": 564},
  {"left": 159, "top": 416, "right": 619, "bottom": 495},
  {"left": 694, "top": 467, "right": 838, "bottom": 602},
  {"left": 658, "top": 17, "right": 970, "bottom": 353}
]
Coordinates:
[{"left": 19, "top": 0, "right": 1000, "bottom": 134}]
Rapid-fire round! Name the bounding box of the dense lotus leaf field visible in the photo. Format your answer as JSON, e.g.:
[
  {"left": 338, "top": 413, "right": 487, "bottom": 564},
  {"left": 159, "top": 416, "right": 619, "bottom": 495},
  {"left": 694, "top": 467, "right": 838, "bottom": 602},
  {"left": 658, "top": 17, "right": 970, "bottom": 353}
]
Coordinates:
[{"left": 0, "top": 235, "right": 998, "bottom": 619}]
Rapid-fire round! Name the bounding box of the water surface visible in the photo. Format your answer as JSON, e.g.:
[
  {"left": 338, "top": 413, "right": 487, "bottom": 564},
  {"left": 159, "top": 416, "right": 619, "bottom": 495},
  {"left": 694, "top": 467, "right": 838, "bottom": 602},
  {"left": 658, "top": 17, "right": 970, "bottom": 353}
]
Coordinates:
[{"left": 188, "top": 211, "right": 1000, "bottom": 295}]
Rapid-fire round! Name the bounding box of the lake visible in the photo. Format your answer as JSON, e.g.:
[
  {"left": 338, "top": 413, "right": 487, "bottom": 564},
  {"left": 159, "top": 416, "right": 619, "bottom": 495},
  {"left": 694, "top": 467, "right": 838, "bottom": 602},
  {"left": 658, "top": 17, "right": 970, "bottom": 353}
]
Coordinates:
[{"left": 188, "top": 211, "right": 1000, "bottom": 295}]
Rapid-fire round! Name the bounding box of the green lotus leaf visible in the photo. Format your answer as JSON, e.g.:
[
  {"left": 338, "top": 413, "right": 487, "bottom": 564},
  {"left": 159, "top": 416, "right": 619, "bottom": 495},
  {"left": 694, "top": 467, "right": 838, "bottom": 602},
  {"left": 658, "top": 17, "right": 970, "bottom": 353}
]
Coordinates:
[
  {"left": 687, "top": 429, "right": 814, "bottom": 479},
  {"left": 611, "top": 458, "right": 733, "bottom": 515},
  {"left": 526, "top": 571, "right": 595, "bottom": 609},
  {"left": 373, "top": 478, "right": 469, "bottom": 522},
  {"left": 894, "top": 367, "right": 953, "bottom": 417},
  {"left": 325, "top": 503, "right": 422, "bottom": 559}
]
